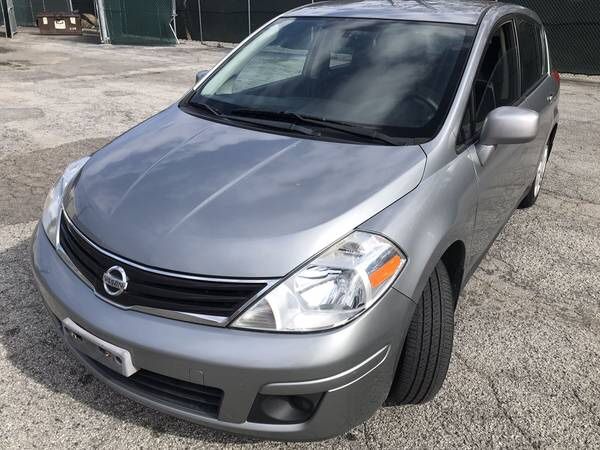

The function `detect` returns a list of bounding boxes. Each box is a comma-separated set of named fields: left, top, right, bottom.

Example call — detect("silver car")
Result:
left=32, top=0, right=560, bottom=441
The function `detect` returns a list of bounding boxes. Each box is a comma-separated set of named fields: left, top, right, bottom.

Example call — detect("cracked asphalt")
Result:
left=1, top=31, right=599, bottom=449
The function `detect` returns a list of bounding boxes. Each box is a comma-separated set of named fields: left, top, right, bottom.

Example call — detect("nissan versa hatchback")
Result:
left=32, top=0, right=559, bottom=441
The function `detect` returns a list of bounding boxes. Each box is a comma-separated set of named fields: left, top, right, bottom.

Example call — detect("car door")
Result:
left=516, top=17, right=556, bottom=181
left=457, top=19, right=525, bottom=261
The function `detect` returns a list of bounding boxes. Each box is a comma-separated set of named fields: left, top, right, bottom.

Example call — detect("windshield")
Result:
left=188, top=17, right=475, bottom=143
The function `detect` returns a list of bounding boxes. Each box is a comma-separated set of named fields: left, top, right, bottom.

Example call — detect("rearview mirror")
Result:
left=480, top=106, right=539, bottom=146
left=196, top=70, right=209, bottom=84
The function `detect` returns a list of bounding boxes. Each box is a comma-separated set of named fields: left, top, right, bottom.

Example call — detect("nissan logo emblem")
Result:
left=102, top=265, right=128, bottom=296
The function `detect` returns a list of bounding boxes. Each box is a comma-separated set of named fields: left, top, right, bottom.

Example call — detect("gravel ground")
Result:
left=1, top=31, right=599, bottom=449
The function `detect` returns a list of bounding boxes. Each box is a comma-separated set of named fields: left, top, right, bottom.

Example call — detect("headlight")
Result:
left=232, top=231, right=406, bottom=332
left=41, top=156, right=89, bottom=247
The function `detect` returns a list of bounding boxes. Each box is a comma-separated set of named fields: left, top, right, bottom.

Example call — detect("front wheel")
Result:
left=387, top=260, right=455, bottom=405
left=519, top=144, right=549, bottom=209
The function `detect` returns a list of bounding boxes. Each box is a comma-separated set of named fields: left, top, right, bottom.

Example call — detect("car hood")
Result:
left=64, top=105, right=426, bottom=278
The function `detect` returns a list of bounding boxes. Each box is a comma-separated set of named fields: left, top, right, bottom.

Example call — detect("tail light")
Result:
left=551, top=69, right=560, bottom=83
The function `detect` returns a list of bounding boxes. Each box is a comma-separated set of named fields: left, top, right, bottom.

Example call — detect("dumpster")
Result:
left=37, top=12, right=82, bottom=35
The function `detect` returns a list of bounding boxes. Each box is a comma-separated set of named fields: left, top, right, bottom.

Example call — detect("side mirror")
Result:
left=480, top=106, right=539, bottom=146
left=195, top=70, right=209, bottom=84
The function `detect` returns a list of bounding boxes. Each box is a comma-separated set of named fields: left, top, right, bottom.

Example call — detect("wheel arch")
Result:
left=404, top=236, right=468, bottom=307
left=440, top=240, right=466, bottom=305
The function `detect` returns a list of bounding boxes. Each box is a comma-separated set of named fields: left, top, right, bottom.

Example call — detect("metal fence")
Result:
left=5, top=0, right=600, bottom=74
left=506, top=0, right=599, bottom=75
left=175, top=0, right=314, bottom=43
left=2, top=0, right=18, bottom=36
left=11, top=0, right=177, bottom=45
left=71, top=0, right=93, bottom=14
left=99, top=0, right=176, bottom=45
left=13, top=0, right=71, bottom=26
left=176, top=0, right=599, bottom=75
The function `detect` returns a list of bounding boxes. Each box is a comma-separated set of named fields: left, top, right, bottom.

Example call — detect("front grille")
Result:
left=85, top=355, right=223, bottom=417
left=59, top=212, right=267, bottom=318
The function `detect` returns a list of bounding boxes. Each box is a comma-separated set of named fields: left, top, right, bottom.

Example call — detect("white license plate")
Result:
left=62, top=318, right=138, bottom=377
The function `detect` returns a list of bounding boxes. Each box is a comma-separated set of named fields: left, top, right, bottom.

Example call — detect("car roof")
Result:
left=285, top=0, right=501, bottom=26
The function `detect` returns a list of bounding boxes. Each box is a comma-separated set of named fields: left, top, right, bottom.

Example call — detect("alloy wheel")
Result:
left=534, top=145, right=549, bottom=198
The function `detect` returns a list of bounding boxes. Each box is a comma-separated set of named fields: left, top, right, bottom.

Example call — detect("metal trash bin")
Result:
left=37, top=12, right=82, bottom=35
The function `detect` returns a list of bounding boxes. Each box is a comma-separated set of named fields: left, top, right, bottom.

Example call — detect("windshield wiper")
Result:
left=230, top=109, right=399, bottom=145
left=187, top=102, right=317, bottom=137
left=189, top=100, right=224, bottom=117
left=222, top=115, right=318, bottom=137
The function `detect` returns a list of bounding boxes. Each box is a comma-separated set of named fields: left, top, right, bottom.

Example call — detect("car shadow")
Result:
left=0, top=238, right=265, bottom=445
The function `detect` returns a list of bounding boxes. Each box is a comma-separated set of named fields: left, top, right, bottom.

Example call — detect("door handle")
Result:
left=546, top=95, right=554, bottom=103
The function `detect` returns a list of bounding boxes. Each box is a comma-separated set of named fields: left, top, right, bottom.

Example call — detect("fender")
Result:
left=359, top=147, right=479, bottom=303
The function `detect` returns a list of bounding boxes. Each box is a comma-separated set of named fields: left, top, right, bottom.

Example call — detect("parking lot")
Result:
left=1, top=31, right=599, bottom=448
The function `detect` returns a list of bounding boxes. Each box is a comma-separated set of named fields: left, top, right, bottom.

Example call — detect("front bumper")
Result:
left=31, top=224, right=416, bottom=441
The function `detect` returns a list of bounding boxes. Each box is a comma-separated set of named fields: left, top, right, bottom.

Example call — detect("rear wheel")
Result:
left=519, top=143, right=549, bottom=208
left=387, top=260, right=454, bottom=405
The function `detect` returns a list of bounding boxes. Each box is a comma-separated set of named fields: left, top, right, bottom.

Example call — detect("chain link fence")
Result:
left=175, top=0, right=314, bottom=43
left=100, top=0, right=176, bottom=45
left=175, top=0, right=599, bottom=75
left=11, top=0, right=177, bottom=45
left=5, top=0, right=599, bottom=74
left=506, top=0, right=599, bottom=75
left=13, top=0, right=71, bottom=26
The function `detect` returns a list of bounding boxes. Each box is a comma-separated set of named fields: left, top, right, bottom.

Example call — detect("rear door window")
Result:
left=517, top=18, right=544, bottom=94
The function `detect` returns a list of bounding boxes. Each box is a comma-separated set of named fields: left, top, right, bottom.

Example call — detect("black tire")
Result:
left=387, top=261, right=454, bottom=405
left=519, top=184, right=536, bottom=209
left=519, top=175, right=541, bottom=209
left=519, top=143, right=550, bottom=209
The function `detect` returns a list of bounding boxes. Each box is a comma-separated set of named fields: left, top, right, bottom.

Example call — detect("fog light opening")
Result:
left=248, top=393, right=324, bottom=424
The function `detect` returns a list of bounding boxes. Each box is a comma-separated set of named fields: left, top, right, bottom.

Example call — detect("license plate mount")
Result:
left=62, top=317, right=138, bottom=377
